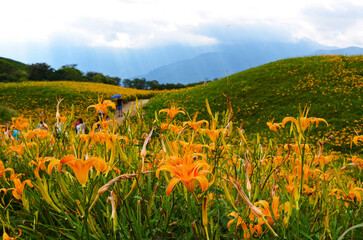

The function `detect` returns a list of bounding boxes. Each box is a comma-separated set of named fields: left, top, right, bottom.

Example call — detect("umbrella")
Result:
left=111, top=94, right=122, bottom=99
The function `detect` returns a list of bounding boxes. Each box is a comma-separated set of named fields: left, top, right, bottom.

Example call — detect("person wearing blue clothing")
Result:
left=12, top=129, right=20, bottom=140
left=116, top=98, right=123, bottom=117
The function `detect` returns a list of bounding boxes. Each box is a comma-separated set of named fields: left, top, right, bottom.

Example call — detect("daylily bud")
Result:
left=202, top=197, right=208, bottom=227
left=191, top=221, right=199, bottom=239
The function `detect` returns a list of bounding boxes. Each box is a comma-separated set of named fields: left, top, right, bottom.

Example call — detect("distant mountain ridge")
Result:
left=313, top=46, right=363, bottom=56
left=138, top=45, right=363, bottom=84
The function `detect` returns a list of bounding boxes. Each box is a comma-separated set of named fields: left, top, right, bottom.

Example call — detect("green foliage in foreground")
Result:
left=0, top=103, right=362, bottom=239
left=145, top=55, right=363, bottom=152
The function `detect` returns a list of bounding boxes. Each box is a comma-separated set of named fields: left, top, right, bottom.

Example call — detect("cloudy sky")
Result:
left=1, top=0, right=362, bottom=48
left=0, top=0, right=362, bottom=76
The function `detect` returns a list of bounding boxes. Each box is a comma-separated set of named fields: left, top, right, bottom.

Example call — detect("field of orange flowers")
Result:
left=0, top=98, right=362, bottom=239
left=0, top=81, right=159, bottom=123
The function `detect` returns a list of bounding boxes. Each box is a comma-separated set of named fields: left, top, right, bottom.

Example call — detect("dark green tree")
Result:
left=147, top=80, right=160, bottom=90
left=27, top=63, right=54, bottom=80
left=55, top=65, right=84, bottom=81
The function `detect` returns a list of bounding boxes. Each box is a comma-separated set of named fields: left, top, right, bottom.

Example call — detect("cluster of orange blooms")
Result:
left=0, top=99, right=362, bottom=239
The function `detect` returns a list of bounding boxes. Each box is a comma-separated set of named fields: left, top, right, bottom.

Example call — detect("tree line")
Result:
left=0, top=59, right=217, bottom=88
left=122, top=78, right=216, bottom=90
left=0, top=61, right=120, bottom=86
left=27, top=63, right=121, bottom=85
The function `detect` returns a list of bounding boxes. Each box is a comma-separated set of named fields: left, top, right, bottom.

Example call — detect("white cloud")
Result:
left=0, top=0, right=362, bottom=48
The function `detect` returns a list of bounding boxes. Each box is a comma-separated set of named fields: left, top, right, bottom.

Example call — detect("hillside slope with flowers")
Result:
left=0, top=81, right=159, bottom=123
left=145, top=55, right=362, bottom=151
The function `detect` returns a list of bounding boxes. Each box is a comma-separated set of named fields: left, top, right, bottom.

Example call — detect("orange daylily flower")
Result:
left=312, top=155, right=333, bottom=167
left=59, top=116, right=67, bottom=123
left=266, top=121, right=281, bottom=133
left=318, top=171, right=333, bottom=181
left=341, top=156, right=363, bottom=170
left=352, top=135, right=363, bottom=145
left=329, top=188, right=345, bottom=200
left=293, top=164, right=313, bottom=182
left=227, top=212, right=262, bottom=239
left=183, top=118, right=209, bottom=132
left=11, top=117, right=29, bottom=131
left=27, top=129, right=50, bottom=140
left=77, top=133, right=90, bottom=143
left=282, top=106, right=328, bottom=135
left=254, top=197, right=281, bottom=223
left=169, top=124, right=184, bottom=135
left=29, top=157, right=59, bottom=179
left=89, top=130, right=116, bottom=150
left=88, top=157, right=108, bottom=173
left=60, top=155, right=96, bottom=187
left=0, top=161, right=13, bottom=178
left=348, top=187, right=363, bottom=202
left=351, top=156, right=363, bottom=167
left=30, top=157, right=49, bottom=179
left=159, top=104, right=185, bottom=119
left=93, top=120, right=113, bottom=130
left=160, top=123, right=169, bottom=131
left=303, top=184, right=316, bottom=195
left=156, top=154, right=213, bottom=195
left=202, top=128, right=225, bottom=142
left=273, top=156, right=284, bottom=165
left=254, top=196, right=292, bottom=227
left=12, top=177, right=33, bottom=199
left=88, top=98, right=116, bottom=115
left=118, top=135, right=130, bottom=144
left=7, top=145, right=25, bottom=156
left=330, top=187, right=363, bottom=204
left=1, top=176, right=34, bottom=200
left=227, top=211, right=245, bottom=230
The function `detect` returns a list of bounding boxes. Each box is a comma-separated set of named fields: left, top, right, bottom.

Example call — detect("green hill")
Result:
left=0, top=57, right=27, bottom=70
left=145, top=55, right=363, bottom=150
left=0, top=57, right=28, bottom=81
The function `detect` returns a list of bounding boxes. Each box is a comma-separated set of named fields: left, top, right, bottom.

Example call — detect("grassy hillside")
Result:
left=145, top=55, right=363, bottom=150
left=0, top=57, right=28, bottom=81
left=0, top=81, right=159, bottom=123
left=0, top=57, right=27, bottom=70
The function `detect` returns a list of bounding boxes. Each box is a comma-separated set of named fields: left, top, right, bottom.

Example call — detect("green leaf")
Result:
left=338, top=223, right=363, bottom=240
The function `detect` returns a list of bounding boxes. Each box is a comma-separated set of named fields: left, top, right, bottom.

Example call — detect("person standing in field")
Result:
left=116, top=97, right=123, bottom=117
left=75, top=118, right=85, bottom=134
left=37, top=120, right=49, bottom=130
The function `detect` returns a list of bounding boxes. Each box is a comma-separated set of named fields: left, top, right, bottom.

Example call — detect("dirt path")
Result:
left=115, top=99, right=149, bottom=124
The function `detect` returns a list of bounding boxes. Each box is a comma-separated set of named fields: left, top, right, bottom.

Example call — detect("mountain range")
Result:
left=137, top=44, right=363, bottom=84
